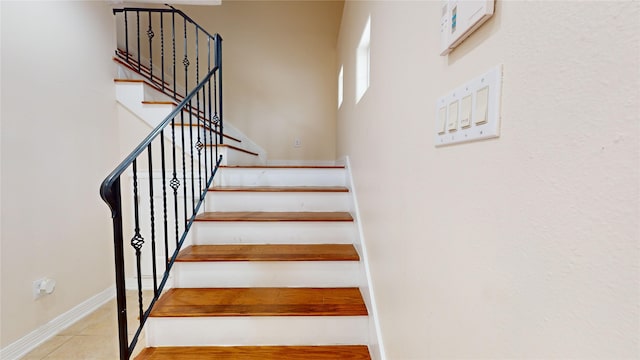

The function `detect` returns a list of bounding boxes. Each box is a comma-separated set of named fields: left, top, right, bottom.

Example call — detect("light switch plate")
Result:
left=434, top=64, right=503, bottom=147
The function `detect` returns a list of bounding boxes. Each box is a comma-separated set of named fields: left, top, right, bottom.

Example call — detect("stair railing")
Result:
left=101, top=7, right=224, bottom=360
left=113, top=5, right=224, bottom=144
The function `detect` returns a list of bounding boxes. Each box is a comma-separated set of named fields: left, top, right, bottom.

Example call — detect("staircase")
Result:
left=105, top=6, right=376, bottom=359
left=115, top=74, right=374, bottom=358
left=134, top=165, right=371, bottom=358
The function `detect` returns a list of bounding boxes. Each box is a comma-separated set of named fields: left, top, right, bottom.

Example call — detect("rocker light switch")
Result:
left=475, top=86, right=489, bottom=125
left=447, top=101, right=459, bottom=131
left=460, top=95, right=472, bottom=128
left=438, top=107, right=447, bottom=134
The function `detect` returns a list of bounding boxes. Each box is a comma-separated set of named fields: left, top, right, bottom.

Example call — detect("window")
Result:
left=338, top=65, right=344, bottom=108
left=356, top=16, right=371, bottom=104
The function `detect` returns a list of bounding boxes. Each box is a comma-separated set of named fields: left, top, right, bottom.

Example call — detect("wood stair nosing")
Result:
left=135, top=345, right=371, bottom=360
left=194, top=211, right=353, bottom=222
left=149, top=287, right=368, bottom=317
left=176, top=244, right=360, bottom=262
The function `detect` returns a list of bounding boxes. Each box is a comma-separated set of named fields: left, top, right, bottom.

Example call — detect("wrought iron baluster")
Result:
left=195, top=29, right=203, bottom=198
left=147, top=11, right=154, bottom=82
left=160, top=13, right=165, bottom=92
left=218, top=35, right=224, bottom=145
left=213, top=71, right=219, bottom=162
left=124, top=11, right=129, bottom=62
left=136, top=11, right=141, bottom=74
left=147, top=144, right=158, bottom=296
left=188, top=100, right=195, bottom=215
left=203, top=88, right=209, bottom=177
left=183, top=18, right=189, bottom=102
left=160, top=131, right=169, bottom=273
left=180, top=111, right=188, bottom=229
left=170, top=118, right=180, bottom=247
left=130, top=159, right=145, bottom=323
left=207, top=72, right=216, bottom=174
left=172, top=12, right=176, bottom=100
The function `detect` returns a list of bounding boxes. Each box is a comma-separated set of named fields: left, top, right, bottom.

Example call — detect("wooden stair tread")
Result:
left=194, top=211, right=353, bottom=222
left=210, top=186, right=348, bottom=192
left=176, top=244, right=359, bottom=262
left=141, top=100, right=175, bottom=105
left=150, top=287, right=368, bottom=317
left=135, top=345, right=371, bottom=360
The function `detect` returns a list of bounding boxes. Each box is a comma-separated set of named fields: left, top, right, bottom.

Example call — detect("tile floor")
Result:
left=21, top=292, right=149, bottom=360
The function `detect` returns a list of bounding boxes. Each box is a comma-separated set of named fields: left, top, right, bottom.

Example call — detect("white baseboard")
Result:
left=344, top=156, right=387, bottom=360
left=0, top=286, right=115, bottom=360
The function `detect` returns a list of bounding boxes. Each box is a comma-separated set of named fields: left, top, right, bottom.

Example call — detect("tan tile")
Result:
left=59, top=309, right=111, bottom=336
left=79, top=314, right=119, bottom=336
left=58, top=299, right=117, bottom=336
left=21, top=336, right=73, bottom=359
left=43, top=335, right=119, bottom=359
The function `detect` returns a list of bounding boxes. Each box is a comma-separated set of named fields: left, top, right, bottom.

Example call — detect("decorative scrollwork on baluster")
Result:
left=170, top=177, right=180, bottom=191
left=131, top=233, right=144, bottom=251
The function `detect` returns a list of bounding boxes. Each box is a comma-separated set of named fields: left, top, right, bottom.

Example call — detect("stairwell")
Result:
left=114, top=46, right=376, bottom=359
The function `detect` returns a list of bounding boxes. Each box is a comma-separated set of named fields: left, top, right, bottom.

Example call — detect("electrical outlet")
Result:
left=33, top=278, right=56, bottom=299
left=33, top=279, right=44, bottom=299
left=294, top=138, right=302, bottom=148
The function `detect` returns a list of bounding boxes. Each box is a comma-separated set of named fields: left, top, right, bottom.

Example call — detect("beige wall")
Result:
left=337, top=1, right=639, bottom=358
left=176, top=0, right=343, bottom=162
left=1, top=1, right=118, bottom=347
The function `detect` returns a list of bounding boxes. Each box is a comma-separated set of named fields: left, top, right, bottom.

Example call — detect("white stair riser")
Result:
left=205, top=192, right=350, bottom=212
left=214, top=168, right=346, bottom=187
left=173, top=261, right=361, bottom=288
left=223, top=149, right=263, bottom=166
left=146, top=316, right=369, bottom=347
left=191, top=222, right=356, bottom=245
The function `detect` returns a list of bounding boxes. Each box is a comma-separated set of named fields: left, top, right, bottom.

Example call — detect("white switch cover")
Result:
left=434, top=64, right=502, bottom=147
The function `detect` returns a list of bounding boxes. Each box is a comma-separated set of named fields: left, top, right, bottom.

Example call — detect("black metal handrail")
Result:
left=102, top=7, right=224, bottom=359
